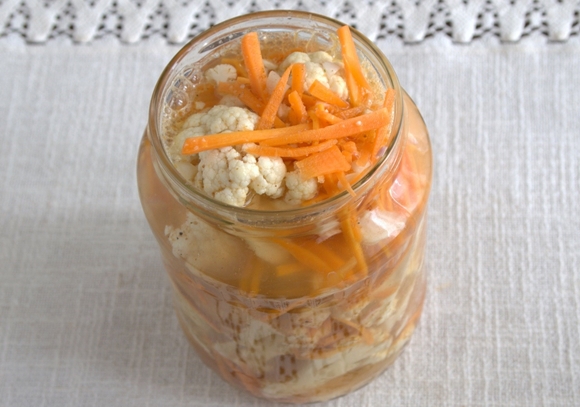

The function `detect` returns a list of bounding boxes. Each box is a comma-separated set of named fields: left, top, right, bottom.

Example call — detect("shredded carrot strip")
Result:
left=355, top=130, right=376, bottom=167
left=336, top=105, right=367, bottom=119
left=291, top=63, right=305, bottom=95
left=314, top=103, right=343, bottom=125
left=301, top=240, right=346, bottom=271
left=337, top=25, right=371, bottom=106
left=371, top=88, right=396, bottom=159
left=271, top=238, right=333, bottom=274
left=336, top=171, right=356, bottom=197
left=257, top=64, right=293, bottom=130
left=245, top=139, right=337, bottom=157
left=248, top=259, right=265, bottom=297
left=308, top=80, right=349, bottom=108
left=307, top=109, right=320, bottom=129
left=295, top=146, right=351, bottom=180
left=340, top=205, right=367, bottom=275
left=181, top=123, right=311, bottom=155
left=241, top=32, right=268, bottom=100
left=287, top=90, right=308, bottom=124
left=217, top=81, right=264, bottom=112
left=236, top=76, right=250, bottom=84
left=338, top=140, right=358, bottom=164
left=276, top=262, right=305, bottom=276
left=301, top=93, right=318, bottom=108
left=260, top=107, right=389, bottom=146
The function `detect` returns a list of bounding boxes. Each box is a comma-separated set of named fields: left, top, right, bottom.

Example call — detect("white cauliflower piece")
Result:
left=204, top=64, right=237, bottom=83
left=173, top=104, right=287, bottom=206
left=309, top=51, right=334, bottom=64
left=195, top=147, right=259, bottom=207
left=183, top=105, right=259, bottom=135
left=171, top=105, right=259, bottom=160
left=278, top=52, right=310, bottom=72
left=284, top=171, right=318, bottom=204
left=164, top=212, right=245, bottom=275
left=279, top=51, right=348, bottom=100
left=250, top=155, right=286, bottom=198
left=359, top=209, right=406, bottom=246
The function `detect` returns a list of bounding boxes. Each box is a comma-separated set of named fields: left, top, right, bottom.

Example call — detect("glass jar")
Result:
left=137, top=10, right=432, bottom=404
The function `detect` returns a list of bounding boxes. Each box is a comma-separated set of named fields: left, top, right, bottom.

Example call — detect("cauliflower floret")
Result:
left=359, top=209, right=406, bottom=246
left=279, top=51, right=348, bottom=100
left=174, top=104, right=288, bottom=207
left=278, top=52, right=311, bottom=72
left=308, top=51, right=334, bottom=64
left=171, top=105, right=259, bottom=160
left=284, top=171, right=318, bottom=204
left=204, top=64, right=237, bottom=83
left=183, top=105, right=259, bottom=135
left=250, top=155, right=287, bottom=198
left=195, top=147, right=259, bottom=207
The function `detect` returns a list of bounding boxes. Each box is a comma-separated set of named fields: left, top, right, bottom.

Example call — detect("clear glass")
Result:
left=137, top=10, right=432, bottom=403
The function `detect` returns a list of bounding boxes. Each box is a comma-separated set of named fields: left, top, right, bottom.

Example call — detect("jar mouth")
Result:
left=148, top=10, right=404, bottom=224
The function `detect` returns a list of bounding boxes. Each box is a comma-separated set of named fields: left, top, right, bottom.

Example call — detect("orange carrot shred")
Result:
left=301, top=93, right=318, bottom=108
left=308, top=80, right=349, bottom=108
left=336, top=171, right=356, bottom=197
left=271, top=238, right=333, bottom=274
left=295, top=146, right=351, bottom=180
left=287, top=90, right=308, bottom=124
left=371, top=88, right=396, bottom=159
left=337, top=26, right=372, bottom=106
left=245, top=139, right=337, bottom=157
left=260, top=107, right=389, bottom=146
left=257, top=64, right=293, bottom=130
left=241, top=32, right=268, bottom=101
left=181, top=123, right=311, bottom=155
left=314, top=103, right=343, bottom=125
left=217, top=81, right=286, bottom=128
left=291, top=63, right=305, bottom=95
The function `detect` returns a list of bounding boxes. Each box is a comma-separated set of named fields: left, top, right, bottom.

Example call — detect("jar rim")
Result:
left=147, top=10, right=405, bottom=224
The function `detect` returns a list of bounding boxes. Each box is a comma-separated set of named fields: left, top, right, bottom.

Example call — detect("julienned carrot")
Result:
left=276, top=262, right=306, bottom=276
left=340, top=205, right=367, bottom=275
left=371, top=88, right=396, bottom=159
left=336, top=25, right=370, bottom=106
left=301, top=93, right=318, bottom=108
left=295, top=146, right=351, bottom=180
left=291, top=63, right=305, bottom=95
left=257, top=64, right=293, bottom=130
left=244, top=139, right=337, bottom=157
left=287, top=90, right=308, bottom=125
left=336, top=105, right=367, bottom=119
left=336, top=171, right=356, bottom=197
left=260, top=107, right=389, bottom=146
left=314, top=103, right=343, bottom=125
left=271, top=238, right=333, bottom=274
left=217, top=81, right=264, bottom=112
left=181, top=123, right=311, bottom=155
left=241, top=32, right=268, bottom=100
left=308, top=80, right=349, bottom=108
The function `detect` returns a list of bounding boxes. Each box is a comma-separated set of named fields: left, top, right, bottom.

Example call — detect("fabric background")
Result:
left=1, top=2, right=579, bottom=405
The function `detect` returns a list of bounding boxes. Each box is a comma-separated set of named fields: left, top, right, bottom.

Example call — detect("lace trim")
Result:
left=0, top=0, right=579, bottom=44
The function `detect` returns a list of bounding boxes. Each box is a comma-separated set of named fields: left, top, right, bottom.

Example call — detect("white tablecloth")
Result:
left=1, top=2, right=580, bottom=405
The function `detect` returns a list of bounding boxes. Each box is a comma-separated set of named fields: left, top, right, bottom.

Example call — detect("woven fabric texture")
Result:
left=1, top=0, right=579, bottom=43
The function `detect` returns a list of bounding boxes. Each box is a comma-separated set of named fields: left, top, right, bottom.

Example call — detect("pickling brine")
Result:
left=137, top=11, right=432, bottom=403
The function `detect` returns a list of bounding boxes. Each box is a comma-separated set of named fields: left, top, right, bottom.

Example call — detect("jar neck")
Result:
left=147, top=10, right=406, bottom=229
